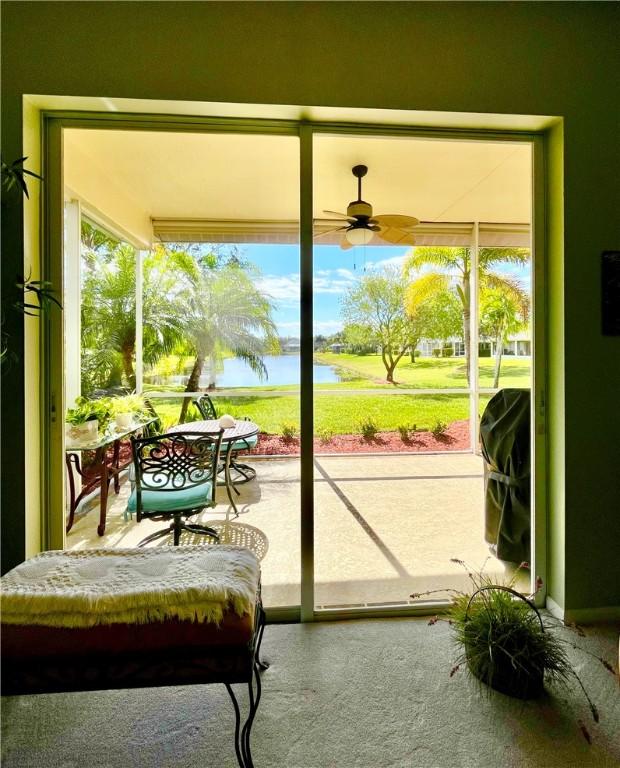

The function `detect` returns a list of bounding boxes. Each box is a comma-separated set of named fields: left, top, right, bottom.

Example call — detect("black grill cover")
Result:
left=480, top=389, right=531, bottom=563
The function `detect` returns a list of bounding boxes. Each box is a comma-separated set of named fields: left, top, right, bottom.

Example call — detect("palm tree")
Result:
left=178, top=263, right=280, bottom=422
left=81, top=244, right=194, bottom=393
left=403, top=246, right=530, bottom=384
left=479, top=288, right=530, bottom=387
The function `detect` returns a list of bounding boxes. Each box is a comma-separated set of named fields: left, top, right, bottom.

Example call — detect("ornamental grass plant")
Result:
left=412, top=560, right=617, bottom=743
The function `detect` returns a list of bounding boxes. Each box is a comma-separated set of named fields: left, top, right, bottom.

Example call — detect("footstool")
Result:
left=1, top=546, right=268, bottom=768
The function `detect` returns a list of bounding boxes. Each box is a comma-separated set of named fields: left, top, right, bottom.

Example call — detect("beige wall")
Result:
left=2, top=1, right=619, bottom=612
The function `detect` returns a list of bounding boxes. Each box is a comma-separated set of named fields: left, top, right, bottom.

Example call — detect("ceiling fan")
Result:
left=316, top=164, right=419, bottom=249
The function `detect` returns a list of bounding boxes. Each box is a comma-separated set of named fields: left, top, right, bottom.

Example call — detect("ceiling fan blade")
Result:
left=374, top=227, right=417, bottom=246
left=313, top=225, right=348, bottom=238
left=372, top=214, right=419, bottom=229
left=323, top=210, right=351, bottom=220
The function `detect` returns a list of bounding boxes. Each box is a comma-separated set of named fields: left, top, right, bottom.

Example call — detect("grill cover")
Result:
left=480, top=389, right=531, bottom=563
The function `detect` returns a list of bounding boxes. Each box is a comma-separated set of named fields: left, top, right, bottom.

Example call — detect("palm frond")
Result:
left=482, top=273, right=530, bottom=314
left=478, top=247, right=530, bottom=269
left=404, top=247, right=469, bottom=277
left=404, top=272, right=451, bottom=316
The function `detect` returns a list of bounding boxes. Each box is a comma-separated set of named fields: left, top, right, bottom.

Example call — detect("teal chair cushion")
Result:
left=127, top=479, right=213, bottom=513
left=227, top=435, right=258, bottom=452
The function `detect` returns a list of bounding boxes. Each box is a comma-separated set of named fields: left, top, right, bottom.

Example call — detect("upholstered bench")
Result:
left=1, top=546, right=267, bottom=768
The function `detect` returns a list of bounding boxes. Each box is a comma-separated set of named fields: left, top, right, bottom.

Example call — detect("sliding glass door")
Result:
left=50, top=112, right=540, bottom=618
left=310, top=131, right=534, bottom=610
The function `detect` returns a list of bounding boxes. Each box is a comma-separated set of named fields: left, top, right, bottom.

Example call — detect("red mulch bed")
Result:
left=76, top=422, right=469, bottom=494
left=248, top=420, right=470, bottom=455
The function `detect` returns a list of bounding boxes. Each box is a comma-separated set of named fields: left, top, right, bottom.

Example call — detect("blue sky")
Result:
left=242, top=244, right=531, bottom=338
left=246, top=243, right=411, bottom=337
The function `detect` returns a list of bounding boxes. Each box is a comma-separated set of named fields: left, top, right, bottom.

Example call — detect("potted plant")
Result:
left=109, top=393, right=149, bottom=431
left=412, top=560, right=615, bottom=742
left=65, top=396, right=113, bottom=442
left=1, top=156, right=62, bottom=367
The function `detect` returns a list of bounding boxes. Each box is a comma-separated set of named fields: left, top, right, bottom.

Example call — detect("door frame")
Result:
left=41, top=110, right=546, bottom=620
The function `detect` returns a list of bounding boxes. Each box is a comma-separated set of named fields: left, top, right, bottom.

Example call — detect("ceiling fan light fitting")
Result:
left=345, top=227, right=374, bottom=246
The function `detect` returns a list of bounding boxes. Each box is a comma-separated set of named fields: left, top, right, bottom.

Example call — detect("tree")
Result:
left=404, top=246, right=530, bottom=383
left=80, top=242, right=195, bottom=393
left=178, top=262, right=280, bottom=422
left=406, top=290, right=463, bottom=361
left=479, top=288, right=530, bottom=387
left=340, top=266, right=411, bottom=383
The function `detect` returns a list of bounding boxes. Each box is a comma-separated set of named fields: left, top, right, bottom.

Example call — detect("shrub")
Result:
left=432, top=348, right=441, bottom=358
left=281, top=422, right=299, bottom=442
left=431, top=419, right=448, bottom=438
left=359, top=417, right=379, bottom=440
left=442, top=345, right=454, bottom=358
left=398, top=423, right=417, bottom=441
left=317, top=426, right=334, bottom=444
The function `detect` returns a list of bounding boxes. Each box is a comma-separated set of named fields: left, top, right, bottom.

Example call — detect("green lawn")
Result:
left=145, top=355, right=526, bottom=435
left=151, top=393, right=499, bottom=436
left=314, top=352, right=531, bottom=389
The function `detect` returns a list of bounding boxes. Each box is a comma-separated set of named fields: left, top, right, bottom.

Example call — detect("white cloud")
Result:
left=256, top=269, right=357, bottom=299
left=313, top=275, right=356, bottom=294
left=335, top=267, right=355, bottom=279
left=363, top=253, right=408, bottom=272
left=314, top=320, right=344, bottom=333
left=255, top=274, right=300, bottom=300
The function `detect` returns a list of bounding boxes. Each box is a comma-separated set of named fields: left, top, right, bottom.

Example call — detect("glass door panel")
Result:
left=63, top=128, right=301, bottom=609
left=475, top=142, right=533, bottom=592
left=312, top=132, right=533, bottom=609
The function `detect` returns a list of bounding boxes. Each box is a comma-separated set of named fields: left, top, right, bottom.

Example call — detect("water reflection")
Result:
left=147, top=354, right=343, bottom=388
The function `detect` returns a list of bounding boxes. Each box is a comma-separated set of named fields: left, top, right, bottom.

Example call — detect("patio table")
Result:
left=167, top=419, right=259, bottom=516
left=65, top=417, right=157, bottom=536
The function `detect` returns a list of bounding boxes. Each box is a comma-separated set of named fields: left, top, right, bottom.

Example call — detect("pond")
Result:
left=155, top=355, right=344, bottom=388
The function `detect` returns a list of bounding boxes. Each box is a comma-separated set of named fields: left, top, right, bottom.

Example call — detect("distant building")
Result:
left=417, top=333, right=531, bottom=358
left=329, top=343, right=346, bottom=354
left=281, top=338, right=300, bottom=353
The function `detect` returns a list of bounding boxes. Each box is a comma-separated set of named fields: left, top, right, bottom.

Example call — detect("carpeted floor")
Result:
left=2, top=618, right=619, bottom=768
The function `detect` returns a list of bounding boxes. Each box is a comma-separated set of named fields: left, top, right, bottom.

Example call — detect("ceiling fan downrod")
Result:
left=351, top=164, right=368, bottom=203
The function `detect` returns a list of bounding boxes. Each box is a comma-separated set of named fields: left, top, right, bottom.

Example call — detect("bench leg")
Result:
left=255, top=604, right=269, bottom=671
left=241, top=664, right=261, bottom=768
left=225, top=672, right=259, bottom=768
left=225, top=683, right=245, bottom=768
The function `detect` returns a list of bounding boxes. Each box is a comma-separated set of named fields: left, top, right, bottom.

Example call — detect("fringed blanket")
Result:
left=0, top=546, right=260, bottom=628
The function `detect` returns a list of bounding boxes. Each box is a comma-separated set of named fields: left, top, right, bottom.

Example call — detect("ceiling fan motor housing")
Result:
left=347, top=199, right=373, bottom=219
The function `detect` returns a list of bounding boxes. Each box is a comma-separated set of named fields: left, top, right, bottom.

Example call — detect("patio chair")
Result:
left=127, top=430, right=224, bottom=546
left=193, top=394, right=258, bottom=485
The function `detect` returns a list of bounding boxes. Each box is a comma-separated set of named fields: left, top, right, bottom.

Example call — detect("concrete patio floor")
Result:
left=66, top=452, right=528, bottom=608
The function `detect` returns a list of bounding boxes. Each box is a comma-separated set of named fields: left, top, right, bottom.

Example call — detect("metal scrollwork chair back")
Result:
left=193, top=394, right=258, bottom=490
left=194, top=393, right=218, bottom=420
left=128, top=430, right=224, bottom=546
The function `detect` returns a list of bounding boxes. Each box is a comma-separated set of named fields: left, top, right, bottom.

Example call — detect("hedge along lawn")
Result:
left=313, top=352, right=531, bottom=389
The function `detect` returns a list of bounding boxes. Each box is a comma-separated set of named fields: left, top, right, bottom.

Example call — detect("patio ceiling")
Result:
left=64, top=128, right=531, bottom=248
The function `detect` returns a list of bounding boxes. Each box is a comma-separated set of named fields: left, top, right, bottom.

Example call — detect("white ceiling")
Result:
left=64, top=128, right=531, bottom=247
